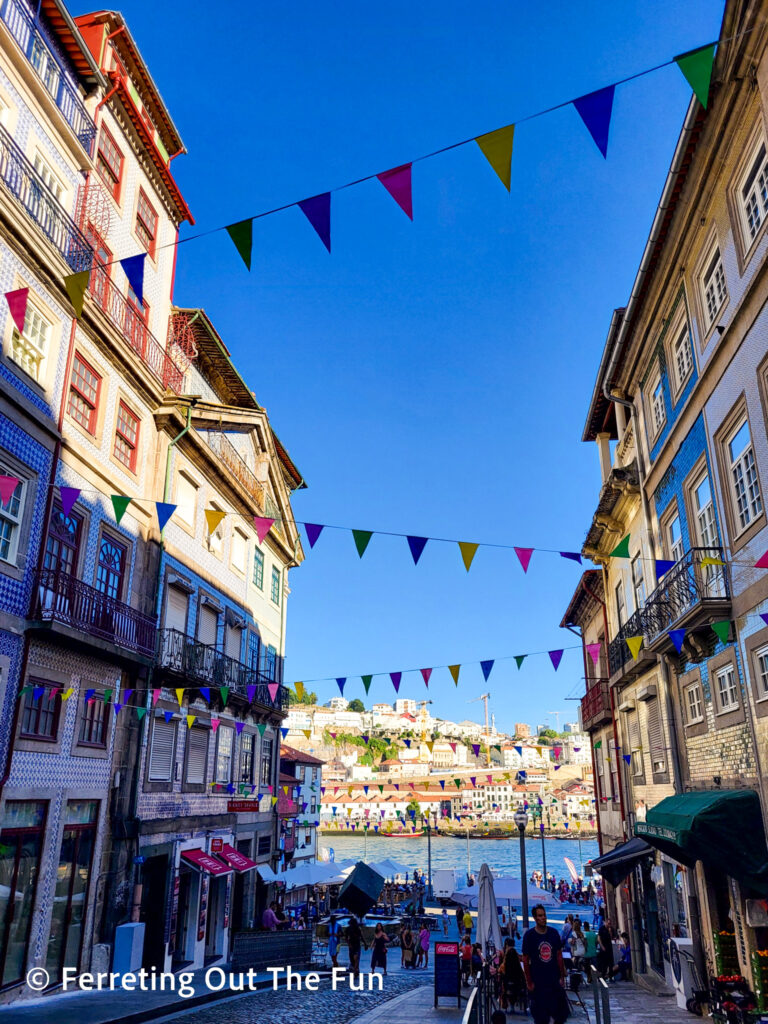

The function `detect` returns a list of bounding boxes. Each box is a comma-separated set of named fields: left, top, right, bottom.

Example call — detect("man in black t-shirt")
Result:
left=522, top=905, right=569, bottom=1024
left=597, top=918, right=614, bottom=977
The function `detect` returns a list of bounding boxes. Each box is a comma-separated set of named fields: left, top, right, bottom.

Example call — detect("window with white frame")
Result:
left=667, top=513, right=684, bottom=564
left=671, top=322, right=693, bottom=392
left=715, top=664, right=739, bottom=712
left=756, top=645, right=768, bottom=698
left=686, top=683, right=703, bottom=724
left=231, top=529, right=247, bottom=574
left=9, top=299, right=51, bottom=383
left=692, top=472, right=719, bottom=548
left=33, top=152, right=64, bottom=201
left=631, top=553, right=645, bottom=610
left=648, top=369, right=665, bottom=436
left=727, top=419, right=763, bottom=532
left=739, top=140, right=768, bottom=246
left=175, top=472, right=198, bottom=528
left=701, top=246, right=727, bottom=329
left=615, top=581, right=625, bottom=629
left=0, top=469, right=24, bottom=565
left=216, top=725, right=233, bottom=782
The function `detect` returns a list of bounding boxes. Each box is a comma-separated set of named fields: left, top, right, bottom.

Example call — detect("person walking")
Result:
left=442, top=908, right=449, bottom=935
left=346, top=915, right=367, bottom=973
left=499, top=939, right=526, bottom=1012
left=370, top=922, right=390, bottom=976
left=463, top=908, right=473, bottom=936
left=328, top=914, right=341, bottom=968
left=401, top=925, right=416, bottom=968
left=583, top=921, right=598, bottom=975
left=456, top=905, right=464, bottom=937
left=460, top=935, right=473, bottom=986
left=568, top=919, right=585, bottom=969
left=418, top=923, right=430, bottom=968
left=597, top=917, right=614, bottom=978
left=521, top=905, right=569, bottom=1024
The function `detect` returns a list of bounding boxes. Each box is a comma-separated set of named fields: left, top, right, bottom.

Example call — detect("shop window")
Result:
left=0, top=801, right=46, bottom=987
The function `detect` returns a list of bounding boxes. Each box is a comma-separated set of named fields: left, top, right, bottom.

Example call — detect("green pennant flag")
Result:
left=257, top=723, right=267, bottom=736
left=111, top=495, right=131, bottom=525
left=220, top=686, right=229, bottom=706
left=103, top=689, right=112, bottom=703
left=610, top=534, right=631, bottom=558
left=361, top=674, right=373, bottom=693
left=712, top=620, right=731, bottom=644
left=594, top=739, right=602, bottom=749
left=674, top=44, right=716, bottom=109
left=18, top=686, right=33, bottom=698
left=514, top=655, right=526, bottom=670
left=475, top=124, right=515, bottom=190
left=64, top=270, right=90, bottom=318
left=378, top=785, right=384, bottom=794
left=454, top=779, right=461, bottom=788
left=225, top=218, right=254, bottom=270
left=352, top=529, right=373, bottom=557
left=136, top=707, right=146, bottom=720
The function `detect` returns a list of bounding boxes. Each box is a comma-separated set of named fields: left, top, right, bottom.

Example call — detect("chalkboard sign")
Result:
left=434, top=940, right=460, bottom=1007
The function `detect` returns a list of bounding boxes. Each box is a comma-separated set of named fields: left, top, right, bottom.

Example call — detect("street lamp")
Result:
left=421, top=810, right=434, bottom=900
left=514, top=805, right=530, bottom=930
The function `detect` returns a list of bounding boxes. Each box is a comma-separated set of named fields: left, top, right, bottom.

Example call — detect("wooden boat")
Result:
left=380, top=830, right=424, bottom=837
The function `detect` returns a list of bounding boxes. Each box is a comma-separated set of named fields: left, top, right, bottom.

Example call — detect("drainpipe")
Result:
left=565, top=622, right=603, bottom=858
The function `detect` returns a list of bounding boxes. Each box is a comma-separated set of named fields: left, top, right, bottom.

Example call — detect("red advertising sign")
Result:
left=435, top=942, right=459, bottom=955
left=228, top=800, right=257, bottom=813
left=211, top=838, right=223, bottom=853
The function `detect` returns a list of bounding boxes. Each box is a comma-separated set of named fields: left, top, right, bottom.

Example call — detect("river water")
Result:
left=319, top=833, right=600, bottom=883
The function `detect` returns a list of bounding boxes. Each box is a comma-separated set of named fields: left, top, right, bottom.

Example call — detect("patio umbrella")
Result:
left=452, top=877, right=560, bottom=909
left=476, top=863, right=503, bottom=955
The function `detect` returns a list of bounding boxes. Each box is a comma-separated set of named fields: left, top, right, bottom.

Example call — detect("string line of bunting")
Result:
left=0, top=43, right=717, bottom=324
left=3, top=479, right=767, bottom=575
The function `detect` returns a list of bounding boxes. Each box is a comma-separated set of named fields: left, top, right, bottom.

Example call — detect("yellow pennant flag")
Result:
left=700, top=556, right=725, bottom=567
left=576, top=822, right=581, bottom=830
left=475, top=124, right=515, bottom=190
left=458, top=541, right=479, bottom=572
left=186, top=714, right=196, bottom=729
left=205, top=508, right=227, bottom=534
left=282, top=786, right=288, bottom=795
left=535, top=746, right=543, bottom=756
left=426, top=742, right=434, bottom=753
left=63, top=270, right=90, bottom=318
left=295, top=681, right=305, bottom=701
left=302, top=729, right=312, bottom=739
left=62, top=687, right=74, bottom=701
left=175, top=688, right=184, bottom=705
left=271, top=796, right=278, bottom=806
left=626, top=635, right=644, bottom=660
left=448, top=664, right=461, bottom=686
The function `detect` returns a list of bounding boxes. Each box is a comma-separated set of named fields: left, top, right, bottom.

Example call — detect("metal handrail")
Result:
left=0, top=0, right=96, bottom=155
left=206, top=431, right=266, bottom=510
left=0, top=122, right=93, bottom=272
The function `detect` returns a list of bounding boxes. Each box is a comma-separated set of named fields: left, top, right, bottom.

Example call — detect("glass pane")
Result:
left=2, top=802, right=46, bottom=829
left=729, top=422, right=751, bottom=463
left=65, top=801, right=98, bottom=826
left=63, top=830, right=94, bottom=972
left=1, top=833, right=43, bottom=986
left=46, top=830, right=75, bottom=981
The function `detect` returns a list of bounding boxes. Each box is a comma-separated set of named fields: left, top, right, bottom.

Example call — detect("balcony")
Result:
left=89, top=266, right=186, bottom=393
left=32, top=568, right=156, bottom=659
left=157, top=627, right=288, bottom=708
left=206, top=431, right=266, bottom=509
left=0, top=123, right=93, bottom=272
left=580, top=679, right=612, bottom=730
left=0, top=0, right=97, bottom=156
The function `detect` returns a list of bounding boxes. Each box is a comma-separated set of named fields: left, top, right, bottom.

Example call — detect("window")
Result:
left=716, top=665, right=739, bottom=712
left=667, top=514, right=684, bottom=564
left=614, top=581, right=625, bottom=629
left=207, top=502, right=225, bottom=555
left=216, top=726, right=233, bottom=783
left=19, top=681, right=59, bottom=740
left=260, top=737, right=273, bottom=787
left=125, top=287, right=149, bottom=350
left=756, top=645, right=768, bottom=699
left=257, top=834, right=271, bottom=856
left=96, top=126, right=123, bottom=200
left=10, top=299, right=51, bottom=383
left=263, top=644, right=277, bottom=683
left=631, top=553, right=645, bottom=610
left=692, top=473, right=719, bottom=547
left=701, top=249, right=727, bottom=329
left=95, top=534, right=126, bottom=600
left=186, top=727, right=208, bottom=785
left=67, top=353, right=101, bottom=434
left=175, top=473, right=198, bottom=529
left=33, top=152, right=64, bottom=201
left=148, top=718, right=176, bottom=781
left=113, top=401, right=140, bottom=471
left=271, top=566, right=281, bottom=604
left=727, top=419, right=763, bottom=532
left=247, top=631, right=261, bottom=671
left=672, top=323, right=693, bottom=391
left=686, top=683, right=703, bottom=724
left=647, top=697, right=666, bottom=774
left=739, top=140, right=768, bottom=245
left=79, top=694, right=107, bottom=747
left=0, top=471, right=24, bottom=565
left=650, top=373, right=666, bottom=435
left=44, top=504, right=81, bottom=574
left=231, top=529, right=247, bottom=574
left=0, top=801, right=46, bottom=988
left=252, top=548, right=264, bottom=589
left=239, top=732, right=254, bottom=783
left=29, top=37, right=60, bottom=99
left=135, top=188, right=158, bottom=257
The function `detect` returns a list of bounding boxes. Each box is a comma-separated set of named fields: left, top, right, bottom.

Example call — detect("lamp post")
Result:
left=422, top=811, right=434, bottom=900
left=540, top=821, right=548, bottom=891
left=514, top=805, right=529, bottom=930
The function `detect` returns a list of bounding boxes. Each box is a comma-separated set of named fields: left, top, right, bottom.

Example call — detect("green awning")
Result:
left=635, top=789, right=768, bottom=895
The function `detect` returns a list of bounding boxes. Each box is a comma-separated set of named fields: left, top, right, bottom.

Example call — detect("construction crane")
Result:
left=467, top=693, right=492, bottom=766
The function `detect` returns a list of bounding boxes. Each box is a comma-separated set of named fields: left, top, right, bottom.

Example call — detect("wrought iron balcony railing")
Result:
left=580, top=679, right=612, bottom=730
left=0, top=123, right=93, bottom=272
left=608, top=604, right=649, bottom=677
left=157, top=627, right=287, bottom=708
left=89, top=265, right=185, bottom=393
left=0, top=0, right=97, bottom=156
left=206, top=431, right=266, bottom=509
left=32, top=568, right=157, bottom=658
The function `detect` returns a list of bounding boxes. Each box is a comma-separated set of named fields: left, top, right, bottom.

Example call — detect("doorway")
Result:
left=140, top=855, right=168, bottom=970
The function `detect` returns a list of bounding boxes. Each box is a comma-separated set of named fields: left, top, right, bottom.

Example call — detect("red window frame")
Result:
left=96, top=126, right=123, bottom=201
left=19, top=680, right=60, bottom=741
left=79, top=695, right=107, bottom=747
left=135, top=188, right=158, bottom=258
left=113, top=400, right=140, bottom=471
left=68, top=352, right=101, bottom=434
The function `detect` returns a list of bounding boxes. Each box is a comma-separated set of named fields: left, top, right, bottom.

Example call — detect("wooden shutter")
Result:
left=225, top=625, right=241, bottom=660
left=165, top=587, right=188, bottom=634
left=186, top=727, right=208, bottom=784
left=647, top=698, right=666, bottom=773
left=149, top=719, right=175, bottom=780
left=198, top=605, right=218, bottom=647
left=628, top=712, right=643, bottom=776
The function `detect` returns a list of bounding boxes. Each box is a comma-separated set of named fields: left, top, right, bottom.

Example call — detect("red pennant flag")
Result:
left=420, top=668, right=432, bottom=687
left=254, top=516, right=275, bottom=544
left=755, top=550, right=768, bottom=569
left=376, top=163, right=413, bottom=220
left=5, top=287, right=28, bottom=333
left=514, top=547, right=534, bottom=573
left=0, top=475, right=20, bottom=506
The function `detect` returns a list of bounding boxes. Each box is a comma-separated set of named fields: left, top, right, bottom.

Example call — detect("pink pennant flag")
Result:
left=151, top=688, right=161, bottom=707
left=586, top=642, right=602, bottom=666
left=60, top=487, right=80, bottom=516
left=514, top=547, right=534, bottom=573
left=549, top=649, right=564, bottom=671
left=376, top=163, right=413, bottom=220
left=0, top=475, right=19, bottom=506
left=420, top=667, right=432, bottom=687
left=756, top=550, right=768, bottom=569
left=5, top=287, right=28, bottom=333
left=254, top=517, right=275, bottom=544
left=211, top=717, right=220, bottom=732
left=268, top=683, right=279, bottom=702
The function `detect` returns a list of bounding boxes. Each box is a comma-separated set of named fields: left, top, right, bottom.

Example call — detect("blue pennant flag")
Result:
left=573, top=84, right=615, bottom=158
left=480, top=659, right=494, bottom=682
left=669, top=628, right=686, bottom=653
left=120, top=253, right=146, bottom=305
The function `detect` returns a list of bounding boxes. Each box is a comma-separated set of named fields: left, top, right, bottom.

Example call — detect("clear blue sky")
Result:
left=82, top=0, right=724, bottom=732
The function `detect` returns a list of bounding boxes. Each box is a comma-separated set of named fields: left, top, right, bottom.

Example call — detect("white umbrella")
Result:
left=476, top=863, right=503, bottom=955
left=452, top=877, right=561, bottom=910
left=378, top=857, right=409, bottom=876
left=284, top=861, right=340, bottom=889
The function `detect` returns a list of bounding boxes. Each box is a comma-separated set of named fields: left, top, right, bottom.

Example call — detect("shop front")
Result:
left=177, top=847, right=233, bottom=969
left=0, top=801, right=47, bottom=990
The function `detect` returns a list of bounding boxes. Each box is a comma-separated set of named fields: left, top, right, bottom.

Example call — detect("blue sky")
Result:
left=83, top=0, right=724, bottom=732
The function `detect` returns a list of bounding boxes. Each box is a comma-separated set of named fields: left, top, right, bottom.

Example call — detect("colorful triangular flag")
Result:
left=448, top=664, right=460, bottom=685
left=390, top=672, right=402, bottom=692
left=305, top=523, right=324, bottom=548
left=5, top=287, right=28, bottom=333
left=586, top=642, right=602, bottom=666
left=361, top=674, right=373, bottom=693
left=63, top=270, right=90, bottom=318
left=0, top=476, right=19, bottom=506
left=156, top=502, right=176, bottom=532
left=407, top=535, right=428, bottom=565
left=298, top=192, right=331, bottom=252
left=458, top=541, right=479, bottom=571
left=475, top=124, right=515, bottom=190
left=421, top=668, right=432, bottom=687
left=610, top=534, right=631, bottom=558
left=626, top=636, right=643, bottom=660
left=712, top=620, right=730, bottom=644
left=674, top=44, right=716, bottom=109
left=668, top=628, right=686, bottom=653
left=656, top=559, right=676, bottom=578
left=514, top=547, right=534, bottom=573
left=111, top=495, right=131, bottom=524
left=205, top=508, right=226, bottom=534
left=514, top=655, right=526, bottom=670
left=253, top=516, right=275, bottom=544
left=225, top=218, right=254, bottom=270
left=549, top=650, right=563, bottom=671
left=336, top=677, right=346, bottom=695
left=560, top=551, right=582, bottom=564
left=480, top=660, right=494, bottom=682
left=120, top=253, right=146, bottom=303
left=754, top=551, right=768, bottom=569
left=377, top=163, right=413, bottom=219
left=352, top=529, right=373, bottom=557
left=59, top=487, right=80, bottom=516
left=573, top=84, right=615, bottom=158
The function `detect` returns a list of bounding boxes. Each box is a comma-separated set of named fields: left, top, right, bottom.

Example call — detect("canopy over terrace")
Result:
left=452, top=877, right=561, bottom=910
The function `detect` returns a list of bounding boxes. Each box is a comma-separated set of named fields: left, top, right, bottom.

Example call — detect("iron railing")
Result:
left=89, top=265, right=186, bottom=392
left=157, top=627, right=287, bottom=707
left=608, top=604, right=649, bottom=676
left=206, top=431, right=266, bottom=509
left=0, top=0, right=97, bottom=155
left=33, top=568, right=156, bottom=657
left=580, top=679, right=612, bottom=729
left=0, top=122, right=93, bottom=271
